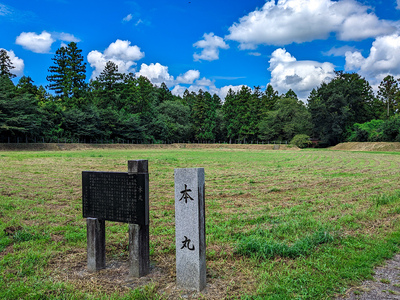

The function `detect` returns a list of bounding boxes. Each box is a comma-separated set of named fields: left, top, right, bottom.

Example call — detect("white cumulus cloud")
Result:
left=104, top=39, right=144, bottom=61
left=345, top=34, right=400, bottom=85
left=53, top=32, right=80, bottom=43
left=176, top=70, right=200, bottom=84
left=323, top=45, right=359, bottom=57
left=397, top=0, right=400, bottom=9
left=195, top=77, right=215, bottom=87
left=87, top=39, right=145, bottom=78
left=15, top=31, right=54, bottom=53
left=15, top=31, right=80, bottom=53
left=193, top=33, right=229, bottom=61
left=171, top=85, right=187, bottom=96
left=1, top=49, right=24, bottom=76
left=268, top=48, right=336, bottom=99
left=226, top=0, right=397, bottom=49
left=136, top=63, right=174, bottom=86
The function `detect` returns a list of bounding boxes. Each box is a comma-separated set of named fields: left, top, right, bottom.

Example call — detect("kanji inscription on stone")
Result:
left=174, top=168, right=206, bottom=291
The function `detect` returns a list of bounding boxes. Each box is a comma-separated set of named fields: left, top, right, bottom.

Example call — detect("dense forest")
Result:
left=1, top=43, right=400, bottom=147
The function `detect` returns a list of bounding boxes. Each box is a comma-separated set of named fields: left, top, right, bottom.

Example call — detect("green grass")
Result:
left=235, top=228, right=335, bottom=259
left=0, top=147, right=400, bottom=299
left=372, top=190, right=400, bottom=207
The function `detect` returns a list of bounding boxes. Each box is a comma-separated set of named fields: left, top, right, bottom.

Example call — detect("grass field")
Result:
left=0, top=147, right=400, bottom=299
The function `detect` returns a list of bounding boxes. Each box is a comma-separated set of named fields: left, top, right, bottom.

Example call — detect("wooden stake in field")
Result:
left=174, top=168, right=206, bottom=291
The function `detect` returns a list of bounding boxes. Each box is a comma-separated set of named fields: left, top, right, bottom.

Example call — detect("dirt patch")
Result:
left=337, top=254, right=400, bottom=299
left=331, top=142, right=400, bottom=152
left=3, top=226, right=23, bottom=236
left=49, top=251, right=255, bottom=299
left=0, top=143, right=299, bottom=152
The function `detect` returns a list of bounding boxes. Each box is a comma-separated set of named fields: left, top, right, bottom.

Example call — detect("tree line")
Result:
left=1, top=43, right=399, bottom=147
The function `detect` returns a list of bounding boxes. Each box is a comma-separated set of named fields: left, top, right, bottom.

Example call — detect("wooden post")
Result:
left=87, top=217, right=105, bottom=271
left=128, top=160, right=150, bottom=277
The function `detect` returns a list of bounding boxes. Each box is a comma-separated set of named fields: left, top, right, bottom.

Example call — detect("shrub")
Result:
left=290, top=134, right=311, bottom=148
left=347, top=119, right=384, bottom=142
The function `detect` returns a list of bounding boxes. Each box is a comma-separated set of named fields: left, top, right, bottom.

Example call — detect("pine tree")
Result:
left=192, top=89, right=207, bottom=140
left=0, top=49, right=16, bottom=79
left=94, top=61, right=122, bottom=90
left=17, top=76, right=38, bottom=96
left=377, top=75, right=399, bottom=119
left=90, top=61, right=123, bottom=109
left=158, top=82, right=173, bottom=104
left=262, top=84, right=279, bottom=113
left=46, top=42, right=86, bottom=105
left=222, top=88, right=239, bottom=142
left=47, top=46, right=69, bottom=97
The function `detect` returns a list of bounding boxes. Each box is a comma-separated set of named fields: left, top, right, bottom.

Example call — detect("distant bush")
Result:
left=290, top=134, right=311, bottom=148
left=347, top=116, right=400, bottom=142
left=347, top=119, right=384, bottom=142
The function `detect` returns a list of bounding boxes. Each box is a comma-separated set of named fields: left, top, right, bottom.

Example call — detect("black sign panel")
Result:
left=82, top=171, right=148, bottom=225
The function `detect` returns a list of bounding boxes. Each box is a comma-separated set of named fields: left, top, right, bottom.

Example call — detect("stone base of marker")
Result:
left=175, top=168, right=206, bottom=291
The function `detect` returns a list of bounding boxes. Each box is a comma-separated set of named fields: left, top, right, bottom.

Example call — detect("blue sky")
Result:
left=1, top=0, right=400, bottom=100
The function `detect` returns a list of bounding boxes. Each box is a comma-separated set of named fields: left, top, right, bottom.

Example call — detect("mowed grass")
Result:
left=0, top=148, right=400, bottom=299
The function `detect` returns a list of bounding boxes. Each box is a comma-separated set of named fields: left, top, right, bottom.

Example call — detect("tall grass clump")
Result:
left=372, top=190, right=400, bottom=207
left=236, top=228, right=335, bottom=259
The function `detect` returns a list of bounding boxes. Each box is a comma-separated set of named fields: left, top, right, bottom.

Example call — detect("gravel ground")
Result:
left=337, top=254, right=400, bottom=299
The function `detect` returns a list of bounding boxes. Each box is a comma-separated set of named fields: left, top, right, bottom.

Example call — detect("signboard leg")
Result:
left=128, top=160, right=150, bottom=277
left=129, top=223, right=150, bottom=277
left=87, top=217, right=105, bottom=271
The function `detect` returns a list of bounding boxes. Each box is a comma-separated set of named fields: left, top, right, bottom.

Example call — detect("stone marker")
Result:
left=174, top=168, right=206, bottom=291
left=82, top=160, right=149, bottom=276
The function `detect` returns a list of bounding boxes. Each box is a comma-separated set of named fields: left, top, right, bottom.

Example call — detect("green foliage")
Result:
left=223, top=85, right=281, bottom=142
left=377, top=75, right=400, bottom=119
left=0, top=76, right=42, bottom=137
left=152, top=100, right=192, bottom=141
left=259, top=97, right=312, bottom=141
left=290, top=134, right=311, bottom=148
left=380, top=114, right=400, bottom=141
left=89, top=61, right=124, bottom=110
left=16, top=76, right=40, bottom=98
left=309, top=72, right=376, bottom=146
left=192, top=89, right=219, bottom=140
left=0, top=49, right=16, bottom=79
left=347, top=119, right=384, bottom=142
left=5, top=48, right=400, bottom=146
left=347, top=115, right=400, bottom=142
left=46, top=42, right=87, bottom=105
